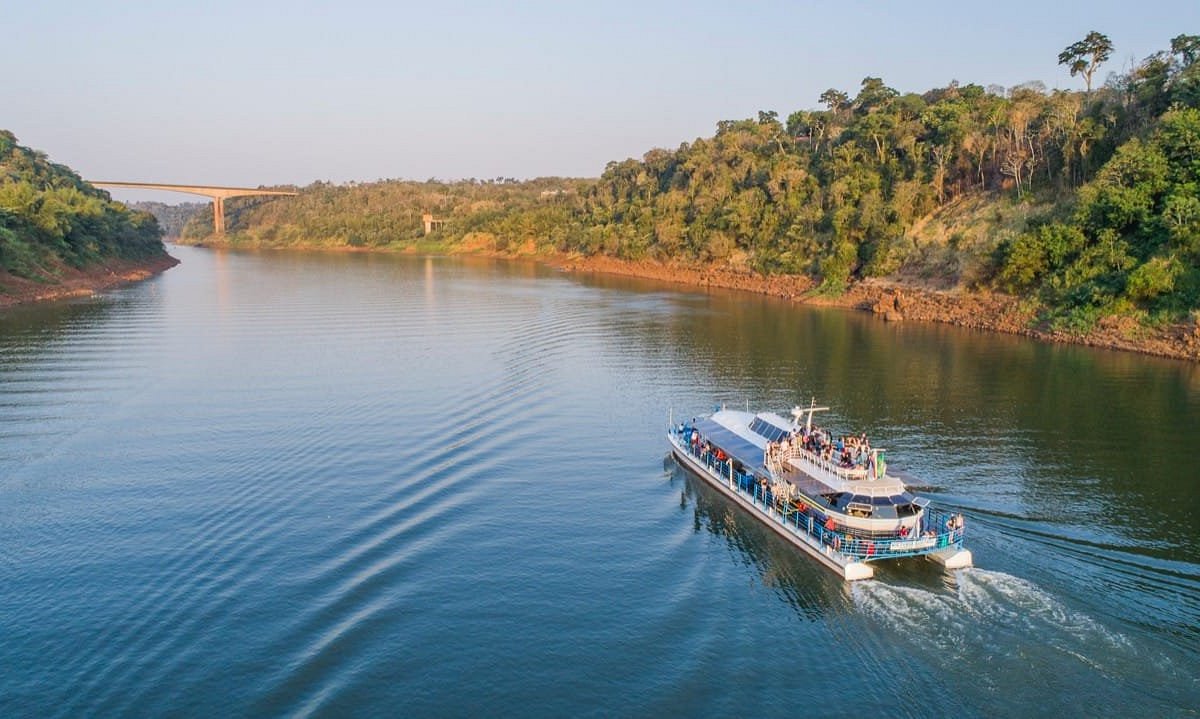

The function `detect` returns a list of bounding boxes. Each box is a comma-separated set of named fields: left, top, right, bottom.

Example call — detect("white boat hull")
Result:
left=670, top=436, right=875, bottom=581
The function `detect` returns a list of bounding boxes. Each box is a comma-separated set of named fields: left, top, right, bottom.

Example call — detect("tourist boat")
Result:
left=668, top=402, right=972, bottom=581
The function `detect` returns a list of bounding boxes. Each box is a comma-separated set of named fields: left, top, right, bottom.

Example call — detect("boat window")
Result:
left=749, top=417, right=790, bottom=442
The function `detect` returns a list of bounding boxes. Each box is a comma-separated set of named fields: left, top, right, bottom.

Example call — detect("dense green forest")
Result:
left=189, top=32, right=1200, bottom=331
left=0, top=131, right=165, bottom=280
left=184, top=176, right=590, bottom=252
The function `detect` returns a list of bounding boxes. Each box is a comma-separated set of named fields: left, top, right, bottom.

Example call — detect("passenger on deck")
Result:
left=946, top=513, right=965, bottom=536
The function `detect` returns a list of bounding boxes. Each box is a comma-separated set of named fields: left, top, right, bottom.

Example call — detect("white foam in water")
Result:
left=850, top=571, right=1199, bottom=714
left=956, top=569, right=1130, bottom=651
left=851, top=568, right=1138, bottom=670
left=851, top=580, right=975, bottom=660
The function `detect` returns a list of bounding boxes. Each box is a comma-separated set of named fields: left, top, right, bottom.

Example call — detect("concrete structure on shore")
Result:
left=91, top=181, right=297, bottom=235
left=422, top=213, right=445, bottom=235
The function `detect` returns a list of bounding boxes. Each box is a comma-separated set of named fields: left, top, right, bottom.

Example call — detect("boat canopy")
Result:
left=693, top=417, right=768, bottom=474
left=748, top=415, right=792, bottom=442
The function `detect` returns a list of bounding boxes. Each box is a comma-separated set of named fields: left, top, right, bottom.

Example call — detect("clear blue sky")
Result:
left=6, top=0, right=1199, bottom=202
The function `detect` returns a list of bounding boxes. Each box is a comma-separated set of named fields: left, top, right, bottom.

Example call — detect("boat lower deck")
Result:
left=670, top=434, right=874, bottom=581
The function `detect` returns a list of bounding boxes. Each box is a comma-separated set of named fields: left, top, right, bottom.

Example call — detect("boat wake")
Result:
left=851, top=569, right=1197, bottom=713
left=855, top=569, right=1124, bottom=655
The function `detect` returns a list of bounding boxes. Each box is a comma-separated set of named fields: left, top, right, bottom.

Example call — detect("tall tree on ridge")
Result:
left=1058, top=31, right=1114, bottom=94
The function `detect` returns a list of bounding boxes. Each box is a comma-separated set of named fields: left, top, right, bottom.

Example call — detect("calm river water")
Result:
left=2, top=246, right=1198, bottom=717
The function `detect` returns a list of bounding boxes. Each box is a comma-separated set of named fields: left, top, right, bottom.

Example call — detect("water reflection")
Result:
left=669, top=461, right=853, bottom=621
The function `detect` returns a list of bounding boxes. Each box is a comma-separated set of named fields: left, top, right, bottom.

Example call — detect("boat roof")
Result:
left=693, top=412, right=769, bottom=474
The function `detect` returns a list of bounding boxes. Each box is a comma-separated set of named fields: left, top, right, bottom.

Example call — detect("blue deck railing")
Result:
left=670, top=426, right=964, bottom=563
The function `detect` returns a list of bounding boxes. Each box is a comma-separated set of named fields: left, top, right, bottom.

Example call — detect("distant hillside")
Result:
left=0, top=130, right=168, bottom=283
left=127, top=201, right=206, bottom=238
left=179, top=177, right=588, bottom=252
left=187, top=32, right=1200, bottom=335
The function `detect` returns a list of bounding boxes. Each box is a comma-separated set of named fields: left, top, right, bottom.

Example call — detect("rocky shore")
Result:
left=545, top=254, right=1200, bottom=362
left=0, top=254, right=180, bottom=309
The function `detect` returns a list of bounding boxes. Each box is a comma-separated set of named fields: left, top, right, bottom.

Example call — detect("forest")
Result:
left=0, top=130, right=166, bottom=280
left=186, top=32, right=1200, bottom=332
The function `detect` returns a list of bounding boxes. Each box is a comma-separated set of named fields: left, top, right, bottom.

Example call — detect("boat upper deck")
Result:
left=783, top=450, right=907, bottom=497
left=692, top=409, right=909, bottom=497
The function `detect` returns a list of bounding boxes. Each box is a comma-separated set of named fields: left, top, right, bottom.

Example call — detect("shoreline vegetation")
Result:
left=1, top=130, right=176, bottom=308
left=543, top=253, right=1200, bottom=362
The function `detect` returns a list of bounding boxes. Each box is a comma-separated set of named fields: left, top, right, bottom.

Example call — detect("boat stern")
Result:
left=844, top=562, right=874, bottom=581
left=927, top=547, right=973, bottom=570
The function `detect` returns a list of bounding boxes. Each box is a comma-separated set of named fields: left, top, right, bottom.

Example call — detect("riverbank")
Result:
left=544, top=254, right=1200, bottom=362
left=0, top=254, right=180, bottom=309
left=179, top=236, right=1200, bottom=361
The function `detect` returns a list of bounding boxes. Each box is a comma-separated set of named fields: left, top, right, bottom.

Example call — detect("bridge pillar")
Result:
left=213, top=196, right=226, bottom=235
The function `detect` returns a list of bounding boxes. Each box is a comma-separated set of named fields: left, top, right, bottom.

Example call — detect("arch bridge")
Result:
left=91, top=181, right=298, bottom=234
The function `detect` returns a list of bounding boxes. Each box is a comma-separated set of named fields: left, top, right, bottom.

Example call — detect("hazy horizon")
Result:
left=7, top=0, right=1199, bottom=203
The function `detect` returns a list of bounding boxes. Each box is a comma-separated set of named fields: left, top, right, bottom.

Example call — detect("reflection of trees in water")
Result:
left=600, top=272, right=1200, bottom=563
left=0, top=299, right=122, bottom=364
left=671, top=462, right=853, bottom=622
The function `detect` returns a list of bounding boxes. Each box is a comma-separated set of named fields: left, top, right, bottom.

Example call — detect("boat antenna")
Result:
left=799, top=397, right=829, bottom=431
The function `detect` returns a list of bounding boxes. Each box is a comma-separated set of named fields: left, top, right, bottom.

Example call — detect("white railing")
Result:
left=785, top=446, right=871, bottom=482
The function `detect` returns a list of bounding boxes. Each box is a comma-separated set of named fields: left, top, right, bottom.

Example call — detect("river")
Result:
left=2, top=246, right=1197, bottom=717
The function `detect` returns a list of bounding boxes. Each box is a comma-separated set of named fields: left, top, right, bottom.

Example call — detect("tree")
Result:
left=1058, top=31, right=1114, bottom=93
left=853, top=77, right=899, bottom=113
left=1171, top=34, right=1200, bottom=68
left=818, top=88, right=849, bottom=113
